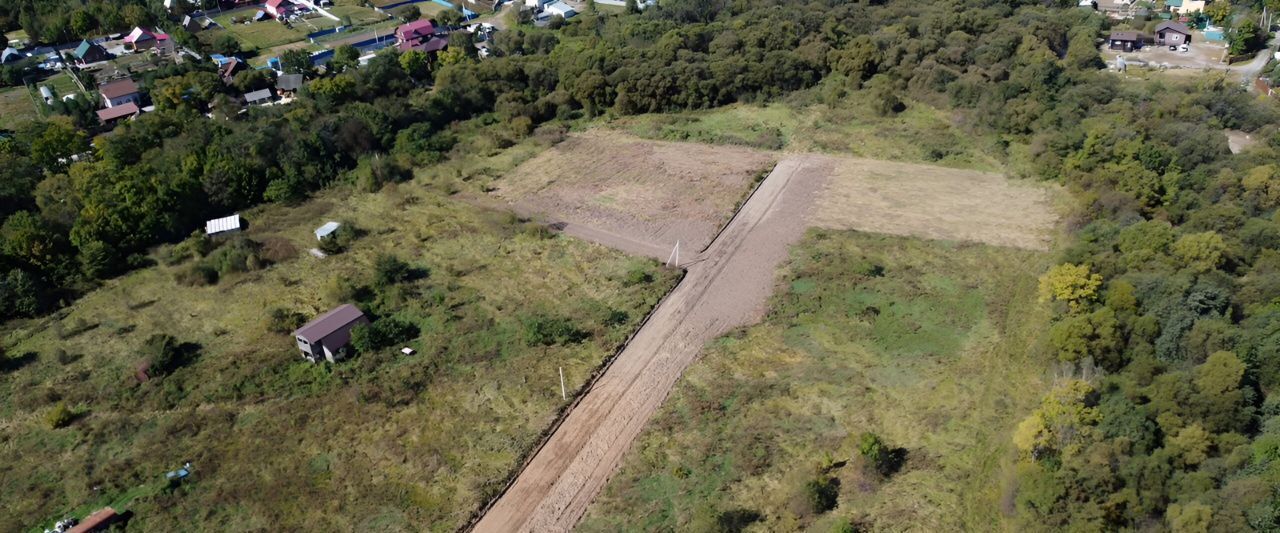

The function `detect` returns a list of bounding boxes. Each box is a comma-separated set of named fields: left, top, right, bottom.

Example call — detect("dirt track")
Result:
left=474, top=155, right=833, bottom=532
left=473, top=136, right=1058, bottom=532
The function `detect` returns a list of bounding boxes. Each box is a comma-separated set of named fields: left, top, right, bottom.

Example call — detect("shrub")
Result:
left=623, top=264, right=653, bottom=286
left=797, top=476, right=840, bottom=515
left=521, top=315, right=588, bottom=346
left=715, top=509, right=762, bottom=533
left=142, top=334, right=190, bottom=376
left=175, top=264, right=218, bottom=286
left=46, top=402, right=74, bottom=428
left=350, top=317, right=419, bottom=353
left=374, top=254, right=413, bottom=288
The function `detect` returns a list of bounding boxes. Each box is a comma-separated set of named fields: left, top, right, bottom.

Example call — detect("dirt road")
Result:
left=473, top=155, right=833, bottom=532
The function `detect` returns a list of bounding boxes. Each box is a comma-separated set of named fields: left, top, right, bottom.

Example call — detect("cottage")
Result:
left=124, top=27, right=157, bottom=50
left=67, top=507, right=118, bottom=533
left=96, top=102, right=141, bottom=125
left=1167, top=0, right=1206, bottom=14
left=244, top=88, right=274, bottom=105
left=99, top=78, right=141, bottom=108
left=205, top=214, right=244, bottom=236
left=265, top=0, right=298, bottom=19
left=398, top=36, right=448, bottom=53
left=1108, top=31, right=1143, bottom=52
left=293, top=304, right=369, bottom=363
left=276, top=73, right=304, bottom=95
left=545, top=1, right=577, bottom=18
left=1155, top=21, right=1191, bottom=46
left=73, top=40, right=111, bottom=66
left=315, top=221, right=341, bottom=240
left=396, top=20, right=437, bottom=44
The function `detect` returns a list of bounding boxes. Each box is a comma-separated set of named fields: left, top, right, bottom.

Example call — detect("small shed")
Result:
left=39, top=85, right=54, bottom=104
left=205, top=214, right=244, bottom=236
left=315, top=221, right=341, bottom=240
left=276, top=73, right=304, bottom=94
left=1108, top=31, right=1142, bottom=52
left=96, top=102, right=141, bottom=125
left=293, top=304, right=369, bottom=363
left=244, top=88, right=273, bottom=105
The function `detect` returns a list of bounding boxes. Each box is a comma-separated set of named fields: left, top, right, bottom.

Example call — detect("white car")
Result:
left=1180, top=44, right=1189, bottom=52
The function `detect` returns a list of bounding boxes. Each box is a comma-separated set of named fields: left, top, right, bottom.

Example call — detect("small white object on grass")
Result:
left=401, top=347, right=415, bottom=356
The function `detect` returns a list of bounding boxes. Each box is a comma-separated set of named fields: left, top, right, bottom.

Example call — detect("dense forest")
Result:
left=3, top=0, right=1280, bottom=529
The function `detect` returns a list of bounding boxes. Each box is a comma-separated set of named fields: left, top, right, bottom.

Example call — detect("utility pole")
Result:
left=666, top=240, right=680, bottom=267
left=558, top=367, right=566, bottom=401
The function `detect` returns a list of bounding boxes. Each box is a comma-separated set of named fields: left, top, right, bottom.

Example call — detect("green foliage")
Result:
left=266, top=308, right=307, bottom=334
left=349, top=317, right=419, bottom=353
left=1038, top=263, right=1102, bottom=311
left=520, top=314, right=588, bottom=346
left=45, top=401, right=74, bottom=429
left=799, top=476, right=839, bottom=515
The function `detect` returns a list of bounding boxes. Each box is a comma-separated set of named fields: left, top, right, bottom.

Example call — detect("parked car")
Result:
left=1180, top=44, right=1188, bottom=52
left=1169, top=45, right=1177, bottom=51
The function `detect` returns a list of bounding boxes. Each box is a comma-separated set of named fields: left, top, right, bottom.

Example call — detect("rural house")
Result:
left=244, top=88, right=274, bottom=106
left=67, top=507, right=118, bottom=532
left=293, top=304, right=369, bottom=363
left=265, top=0, right=298, bottom=18
left=1166, top=0, right=1206, bottom=14
left=99, top=78, right=141, bottom=108
left=396, top=20, right=437, bottom=46
left=72, top=40, right=110, bottom=66
left=545, top=1, right=577, bottom=18
left=219, top=58, right=247, bottom=83
left=1, top=47, right=23, bottom=64
left=1108, top=31, right=1142, bottom=52
left=276, top=73, right=304, bottom=96
left=124, top=27, right=169, bottom=51
left=205, top=214, right=244, bottom=236
left=96, top=102, right=141, bottom=125
left=1155, top=21, right=1191, bottom=46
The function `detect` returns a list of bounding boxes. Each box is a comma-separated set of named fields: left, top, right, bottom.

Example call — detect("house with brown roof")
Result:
left=1108, top=31, right=1143, bottom=52
left=219, top=58, right=247, bottom=84
left=1155, top=21, right=1192, bottom=46
left=96, top=102, right=141, bottom=125
left=99, top=78, right=141, bottom=108
left=293, top=304, right=369, bottom=363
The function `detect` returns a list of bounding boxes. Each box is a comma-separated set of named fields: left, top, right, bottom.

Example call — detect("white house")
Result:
left=99, top=78, right=141, bottom=108
left=265, top=0, right=298, bottom=18
left=315, top=221, right=341, bottom=240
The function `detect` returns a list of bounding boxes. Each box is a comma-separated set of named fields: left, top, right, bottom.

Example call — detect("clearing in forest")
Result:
left=475, top=134, right=1059, bottom=532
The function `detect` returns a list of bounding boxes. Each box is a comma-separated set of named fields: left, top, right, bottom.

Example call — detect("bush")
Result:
left=797, top=476, right=840, bottom=515
left=715, top=509, right=762, bottom=533
left=142, top=334, right=191, bottom=376
left=175, top=264, right=219, bottom=286
left=374, top=254, right=413, bottom=288
left=623, top=264, right=653, bottom=286
left=521, top=315, right=588, bottom=346
left=46, top=401, right=74, bottom=428
left=350, top=317, right=419, bottom=353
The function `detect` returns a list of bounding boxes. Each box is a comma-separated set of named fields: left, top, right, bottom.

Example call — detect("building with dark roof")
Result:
left=1108, top=31, right=1143, bottom=51
left=96, top=102, right=141, bottom=124
left=1155, top=21, right=1191, bottom=46
left=99, top=78, right=141, bottom=108
left=73, top=40, right=111, bottom=65
left=67, top=507, right=118, bottom=533
left=293, top=304, right=369, bottom=363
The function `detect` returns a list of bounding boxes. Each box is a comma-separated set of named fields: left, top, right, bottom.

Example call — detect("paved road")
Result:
left=471, top=156, right=833, bottom=532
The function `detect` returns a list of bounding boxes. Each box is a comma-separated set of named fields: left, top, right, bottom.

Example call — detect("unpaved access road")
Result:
left=473, top=155, right=834, bottom=532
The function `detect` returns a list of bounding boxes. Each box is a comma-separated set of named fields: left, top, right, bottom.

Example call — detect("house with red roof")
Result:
left=396, top=20, right=437, bottom=45
left=265, top=0, right=298, bottom=18
left=124, top=27, right=172, bottom=52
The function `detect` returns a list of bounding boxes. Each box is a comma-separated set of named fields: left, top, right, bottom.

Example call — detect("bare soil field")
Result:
left=813, top=158, right=1058, bottom=250
left=491, top=130, right=776, bottom=254
left=473, top=136, right=1059, bottom=532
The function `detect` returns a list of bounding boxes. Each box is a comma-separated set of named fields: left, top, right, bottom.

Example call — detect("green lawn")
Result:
left=0, top=137, right=679, bottom=531
left=581, top=230, right=1052, bottom=532
left=328, top=5, right=390, bottom=25
left=213, top=9, right=310, bottom=50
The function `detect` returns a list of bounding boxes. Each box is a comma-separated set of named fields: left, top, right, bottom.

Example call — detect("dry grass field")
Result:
left=0, top=175, right=677, bottom=532
left=815, top=158, right=1060, bottom=250
left=491, top=129, right=776, bottom=253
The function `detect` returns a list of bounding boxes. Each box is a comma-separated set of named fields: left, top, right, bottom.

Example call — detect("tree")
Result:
left=1229, top=18, right=1263, bottom=55
left=280, top=50, right=314, bottom=76
left=399, top=49, right=431, bottom=80
left=1038, top=263, right=1103, bottom=311
left=625, top=0, right=641, bottom=14
left=29, top=116, right=88, bottom=172
left=350, top=317, right=419, bottom=353
left=1204, top=1, right=1232, bottom=26
left=1172, top=231, right=1226, bottom=272
left=142, top=333, right=183, bottom=375
left=373, top=254, right=412, bottom=288
left=329, top=45, right=360, bottom=74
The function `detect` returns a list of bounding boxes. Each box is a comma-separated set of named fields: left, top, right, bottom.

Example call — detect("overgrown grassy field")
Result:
left=581, top=230, right=1052, bottom=531
left=604, top=85, right=1004, bottom=172
left=0, top=165, right=678, bottom=531
left=0, top=85, right=39, bottom=129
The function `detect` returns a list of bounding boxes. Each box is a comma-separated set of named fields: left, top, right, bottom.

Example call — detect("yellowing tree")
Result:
left=1171, top=232, right=1226, bottom=273
left=1038, top=263, right=1102, bottom=311
left=1013, top=380, right=1101, bottom=458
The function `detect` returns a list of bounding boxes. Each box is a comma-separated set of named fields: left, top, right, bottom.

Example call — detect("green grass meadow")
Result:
left=0, top=158, right=677, bottom=531
left=581, top=230, right=1052, bottom=532
left=213, top=10, right=310, bottom=50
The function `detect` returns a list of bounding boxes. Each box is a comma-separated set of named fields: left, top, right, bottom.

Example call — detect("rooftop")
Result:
left=99, top=78, right=139, bottom=99
left=294, top=304, right=366, bottom=342
left=68, top=507, right=117, bottom=533
left=244, top=88, right=273, bottom=102
left=1155, top=21, right=1191, bottom=34
left=96, top=102, right=141, bottom=122
left=205, top=214, right=242, bottom=234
